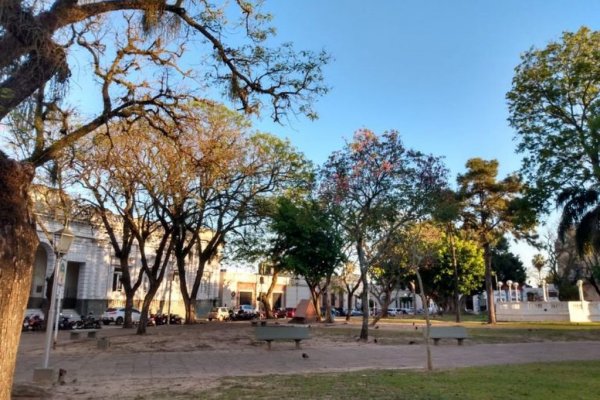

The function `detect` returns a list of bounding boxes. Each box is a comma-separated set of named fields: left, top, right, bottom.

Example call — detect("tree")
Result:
left=0, top=2, right=328, bottom=395
left=74, top=117, right=178, bottom=334
left=507, top=27, right=600, bottom=282
left=178, top=130, right=311, bottom=323
left=337, top=262, right=361, bottom=321
left=420, top=229, right=485, bottom=315
left=369, top=229, right=412, bottom=320
left=490, top=237, right=527, bottom=285
left=532, top=253, right=546, bottom=286
left=507, top=27, right=600, bottom=213
left=457, top=158, right=534, bottom=324
left=431, top=188, right=464, bottom=322
left=266, top=198, right=345, bottom=322
left=320, top=129, right=447, bottom=340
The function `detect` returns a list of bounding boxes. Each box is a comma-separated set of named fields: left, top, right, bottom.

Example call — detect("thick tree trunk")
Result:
left=345, top=290, right=353, bottom=321
left=136, top=286, right=159, bottom=335
left=184, top=300, right=196, bottom=323
left=323, top=276, right=333, bottom=323
left=262, top=269, right=279, bottom=319
left=123, top=289, right=135, bottom=328
left=0, top=155, right=37, bottom=400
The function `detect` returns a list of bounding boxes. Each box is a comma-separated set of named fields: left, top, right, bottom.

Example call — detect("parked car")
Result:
left=272, top=308, right=287, bottom=319
left=285, top=307, right=296, bottom=318
left=350, top=309, right=363, bottom=316
left=208, top=307, right=230, bottom=321
left=239, top=304, right=259, bottom=317
left=385, top=308, right=398, bottom=316
left=101, top=307, right=141, bottom=325
left=387, top=308, right=408, bottom=316
left=335, top=307, right=346, bottom=317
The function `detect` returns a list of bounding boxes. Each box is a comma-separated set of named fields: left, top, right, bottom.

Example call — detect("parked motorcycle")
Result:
left=22, top=315, right=44, bottom=331
left=169, top=314, right=183, bottom=324
left=58, top=314, right=76, bottom=330
left=74, top=313, right=102, bottom=330
left=149, top=313, right=182, bottom=325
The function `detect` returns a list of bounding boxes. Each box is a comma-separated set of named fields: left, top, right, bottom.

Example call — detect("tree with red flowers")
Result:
left=320, top=129, right=447, bottom=341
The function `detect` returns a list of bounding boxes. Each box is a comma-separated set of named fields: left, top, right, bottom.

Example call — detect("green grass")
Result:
left=144, top=360, right=600, bottom=399
left=310, top=321, right=600, bottom=345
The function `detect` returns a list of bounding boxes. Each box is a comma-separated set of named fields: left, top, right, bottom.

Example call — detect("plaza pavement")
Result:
left=14, top=328, right=600, bottom=385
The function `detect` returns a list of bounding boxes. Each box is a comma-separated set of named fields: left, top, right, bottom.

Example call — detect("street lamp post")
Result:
left=42, top=226, right=74, bottom=370
left=167, top=266, right=175, bottom=325
left=52, top=259, right=67, bottom=348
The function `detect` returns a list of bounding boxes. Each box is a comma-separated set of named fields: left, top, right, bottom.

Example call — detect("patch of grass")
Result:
left=310, top=321, right=600, bottom=345
left=177, top=360, right=600, bottom=399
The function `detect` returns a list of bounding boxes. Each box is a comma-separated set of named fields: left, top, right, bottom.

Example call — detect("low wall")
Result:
left=496, top=301, right=600, bottom=322
left=568, top=301, right=600, bottom=322
left=496, top=301, right=569, bottom=322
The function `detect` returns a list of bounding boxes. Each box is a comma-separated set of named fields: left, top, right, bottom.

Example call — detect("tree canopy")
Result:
left=320, top=129, right=448, bottom=339
left=507, top=27, right=600, bottom=212
left=457, top=158, right=533, bottom=323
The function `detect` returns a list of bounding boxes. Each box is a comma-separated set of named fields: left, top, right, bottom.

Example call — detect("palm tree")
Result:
left=557, top=187, right=600, bottom=256
left=531, top=254, right=546, bottom=286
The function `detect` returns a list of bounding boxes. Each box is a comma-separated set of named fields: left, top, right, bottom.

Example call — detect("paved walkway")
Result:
left=15, top=338, right=600, bottom=383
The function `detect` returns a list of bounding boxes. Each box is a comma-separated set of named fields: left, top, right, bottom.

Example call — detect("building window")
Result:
left=112, top=269, right=123, bottom=292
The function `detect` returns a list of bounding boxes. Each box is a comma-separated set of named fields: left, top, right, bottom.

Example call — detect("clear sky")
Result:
left=238, top=1, right=600, bottom=279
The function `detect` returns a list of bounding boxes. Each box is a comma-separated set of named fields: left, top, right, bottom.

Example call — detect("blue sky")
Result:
left=22, top=1, right=600, bottom=279
left=243, top=1, right=600, bottom=278
left=252, top=1, right=600, bottom=177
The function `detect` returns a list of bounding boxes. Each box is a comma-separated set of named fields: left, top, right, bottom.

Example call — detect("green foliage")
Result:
left=268, top=197, right=345, bottom=283
left=507, top=27, right=600, bottom=213
left=458, top=158, right=533, bottom=244
left=419, top=230, right=485, bottom=306
left=491, top=237, right=527, bottom=284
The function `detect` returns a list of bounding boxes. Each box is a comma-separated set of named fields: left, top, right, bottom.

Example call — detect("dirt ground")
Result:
left=13, top=319, right=374, bottom=399
left=12, top=319, right=600, bottom=399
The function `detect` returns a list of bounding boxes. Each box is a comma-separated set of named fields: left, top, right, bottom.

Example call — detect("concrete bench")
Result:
left=255, top=325, right=310, bottom=350
left=70, top=330, right=98, bottom=340
left=428, top=326, right=468, bottom=345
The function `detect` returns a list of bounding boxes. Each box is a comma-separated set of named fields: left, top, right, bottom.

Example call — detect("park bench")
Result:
left=254, top=324, right=310, bottom=350
left=428, top=326, right=468, bottom=345
left=70, top=329, right=98, bottom=340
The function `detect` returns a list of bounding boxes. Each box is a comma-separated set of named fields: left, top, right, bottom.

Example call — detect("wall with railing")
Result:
left=496, top=301, right=600, bottom=322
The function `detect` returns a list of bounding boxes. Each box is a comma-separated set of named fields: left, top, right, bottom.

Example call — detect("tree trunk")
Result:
left=0, top=155, right=37, bottom=400
left=262, top=269, right=279, bottom=319
left=356, top=241, right=369, bottom=341
left=307, top=283, right=321, bottom=322
left=344, top=282, right=358, bottom=321
left=345, top=290, right=353, bottom=321
left=484, top=243, right=496, bottom=324
left=123, top=289, right=135, bottom=328
left=136, top=285, right=159, bottom=335
left=448, top=229, right=461, bottom=323
left=176, top=256, right=196, bottom=324
left=359, top=273, right=369, bottom=341
left=323, top=276, right=333, bottom=323
left=415, top=268, right=433, bottom=371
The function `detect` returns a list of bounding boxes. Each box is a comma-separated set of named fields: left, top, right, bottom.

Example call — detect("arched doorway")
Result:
left=28, top=244, right=52, bottom=308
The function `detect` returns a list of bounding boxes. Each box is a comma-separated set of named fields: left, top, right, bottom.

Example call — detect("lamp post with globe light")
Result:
left=34, top=225, right=74, bottom=382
